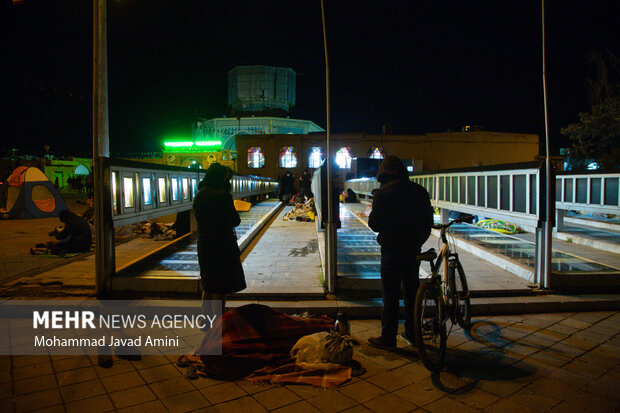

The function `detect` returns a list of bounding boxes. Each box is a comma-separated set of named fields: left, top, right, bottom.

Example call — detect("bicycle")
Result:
left=414, top=215, right=473, bottom=372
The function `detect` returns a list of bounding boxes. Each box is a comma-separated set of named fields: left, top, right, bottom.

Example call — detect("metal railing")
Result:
left=107, top=159, right=278, bottom=227
left=344, top=177, right=379, bottom=199
left=344, top=162, right=555, bottom=288
left=555, top=171, right=620, bottom=215
left=411, top=162, right=543, bottom=231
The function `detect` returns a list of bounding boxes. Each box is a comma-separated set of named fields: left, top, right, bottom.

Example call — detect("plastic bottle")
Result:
left=334, top=310, right=350, bottom=336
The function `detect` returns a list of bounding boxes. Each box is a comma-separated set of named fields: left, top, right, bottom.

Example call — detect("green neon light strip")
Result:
left=163, top=140, right=222, bottom=151
left=195, top=140, right=221, bottom=146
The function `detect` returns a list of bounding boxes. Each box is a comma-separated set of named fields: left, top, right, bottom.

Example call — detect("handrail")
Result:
left=106, top=159, right=278, bottom=226
left=555, top=171, right=620, bottom=215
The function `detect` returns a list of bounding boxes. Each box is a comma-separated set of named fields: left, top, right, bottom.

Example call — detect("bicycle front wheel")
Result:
left=414, top=282, right=446, bottom=373
left=449, top=259, right=471, bottom=330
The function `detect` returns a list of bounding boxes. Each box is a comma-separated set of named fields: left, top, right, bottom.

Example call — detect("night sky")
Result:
left=1, top=0, right=618, bottom=156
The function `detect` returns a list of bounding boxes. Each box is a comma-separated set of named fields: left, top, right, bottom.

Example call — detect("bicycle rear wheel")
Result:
left=414, top=282, right=446, bottom=373
left=449, top=258, right=471, bottom=330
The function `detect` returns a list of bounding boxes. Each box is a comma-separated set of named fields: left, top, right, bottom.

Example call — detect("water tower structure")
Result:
left=228, top=66, right=296, bottom=116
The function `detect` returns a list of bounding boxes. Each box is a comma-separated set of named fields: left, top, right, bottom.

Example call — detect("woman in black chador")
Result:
left=193, top=163, right=246, bottom=312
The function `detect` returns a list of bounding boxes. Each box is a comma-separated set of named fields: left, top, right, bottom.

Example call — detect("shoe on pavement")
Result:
left=398, top=332, right=417, bottom=347
left=368, top=336, right=396, bottom=350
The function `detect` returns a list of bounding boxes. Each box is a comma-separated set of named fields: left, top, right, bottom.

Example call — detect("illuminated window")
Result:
left=142, top=178, right=152, bottom=206
left=182, top=178, right=189, bottom=200
left=192, top=178, right=197, bottom=197
left=112, top=172, right=118, bottom=214
left=158, top=178, right=167, bottom=203
left=336, top=147, right=352, bottom=169
left=247, top=147, right=265, bottom=168
left=369, top=147, right=384, bottom=159
left=171, top=178, right=179, bottom=201
left=123, top=177, right=134, bottom=208
left=279, top=146, right=297, bottom=168
left=308, top=147, right=323, bottom=168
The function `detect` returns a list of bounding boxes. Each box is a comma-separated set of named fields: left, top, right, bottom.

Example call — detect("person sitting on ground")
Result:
left=50, top=210, right=93, bottom=256
left=342, top=188, right=357, bottom=203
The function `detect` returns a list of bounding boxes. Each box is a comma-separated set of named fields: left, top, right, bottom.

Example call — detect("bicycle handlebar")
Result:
left=432, top=215, right=475, bottom=231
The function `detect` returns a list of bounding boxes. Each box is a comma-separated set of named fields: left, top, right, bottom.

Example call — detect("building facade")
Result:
left=43, top=157, right=92, bottom=191
left=236, top=131, right=540, bottom=184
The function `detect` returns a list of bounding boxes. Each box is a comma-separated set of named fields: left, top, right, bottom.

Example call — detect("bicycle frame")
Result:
left=425, top=224, right=460, bottom=325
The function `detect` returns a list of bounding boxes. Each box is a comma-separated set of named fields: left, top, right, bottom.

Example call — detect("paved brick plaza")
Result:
left=2, top=311, right=619, bottom=413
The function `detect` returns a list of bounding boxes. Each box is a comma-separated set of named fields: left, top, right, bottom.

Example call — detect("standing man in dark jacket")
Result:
left=193, top=163, right=246, bottom=315
left=279, top=171, right=295, bottom=202
left=368, top=155, right=433, bottom=349
left=299, top=169, right=312, bottom=201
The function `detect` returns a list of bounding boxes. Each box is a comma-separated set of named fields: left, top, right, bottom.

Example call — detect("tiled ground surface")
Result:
left=3, top=311, right=620, bottom=412
left=0, top=194, right=90, bottom=284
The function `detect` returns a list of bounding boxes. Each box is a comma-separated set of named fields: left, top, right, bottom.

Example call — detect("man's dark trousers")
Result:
left=380, top=248, right=421, bottom=344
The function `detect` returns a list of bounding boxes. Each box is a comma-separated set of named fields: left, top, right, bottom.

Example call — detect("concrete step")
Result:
left=555, top=229, right=620, bottom=254
left=227, top=293, right=620, bottom=318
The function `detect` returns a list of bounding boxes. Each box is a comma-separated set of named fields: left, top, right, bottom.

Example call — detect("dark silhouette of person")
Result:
left=279, top=171, right=295, bottom=202
left=193, top=163, right=246, bottom=315
left=367, top=155, right=433, bottom=349
left=50, top=210, right=92, bottom=255
left=299, top=169, right=312, bottom=201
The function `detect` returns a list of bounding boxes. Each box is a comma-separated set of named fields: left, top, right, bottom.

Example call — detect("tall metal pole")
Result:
left=320, top=0, right=337, bottom=293
left=93, top=0, right=113, bottom=295
left=541, top=0, right=552, bottom=288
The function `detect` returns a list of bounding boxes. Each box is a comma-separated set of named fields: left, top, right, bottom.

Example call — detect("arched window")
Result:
left=336, top=147, right=352, bottom=169
left=279, top=146, right=297, bottom=168
left=308, top=146, right=323, bottom=168
left=369, top=147, right=384, bottom=159
left=247, top=147, right=265, bottom=168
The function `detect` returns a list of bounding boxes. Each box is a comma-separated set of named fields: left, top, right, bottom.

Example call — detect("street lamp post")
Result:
left=93, top=0, right=113, bottom=296
left=320, top=0, right=337, bottom=293
left=541, top=0, right=552, bottom=288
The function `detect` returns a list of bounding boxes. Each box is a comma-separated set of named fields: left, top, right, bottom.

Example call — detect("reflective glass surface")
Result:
left=448, top=224, right=617, bottom=273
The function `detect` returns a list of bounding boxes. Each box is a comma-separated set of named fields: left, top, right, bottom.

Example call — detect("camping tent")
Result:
left=4, top=166, right=68, bottom=219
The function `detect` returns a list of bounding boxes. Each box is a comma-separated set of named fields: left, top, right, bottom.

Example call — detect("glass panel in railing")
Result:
left=477, top=176, right=485, bottom=207
left=439, top=177, right=445, bottom=201
left=451, top=177, right=458, bottom=202
left=123, top=177, right=134, bottom=208
left=604, top=177, right=619, bottom=206
left=112, top=171, right=119, bottom=214
left=182, top=178, right=189, bottom=200
left=467, top=176, right=475, bottom=206
left=171, top=178, right=179, bottom=201
left=142, top=178, right=152, bottom=206
left=513, top=175, right=526, bottom=213
left=576, top=178, right=587, bottom=204
left=500, top=175, right=510, bottom=210
left=529, top=174, right=537, bottom=214
left=564, top=179, right=574, bottom=203
left=590, top=178, right=601, bottom=204
left=158, top=178, right=167, bottom=203
left=488, top=176, right=498, bottom=209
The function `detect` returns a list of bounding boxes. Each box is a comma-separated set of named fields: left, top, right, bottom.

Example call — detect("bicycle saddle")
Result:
left=416, top=248, right=437, bottom=262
